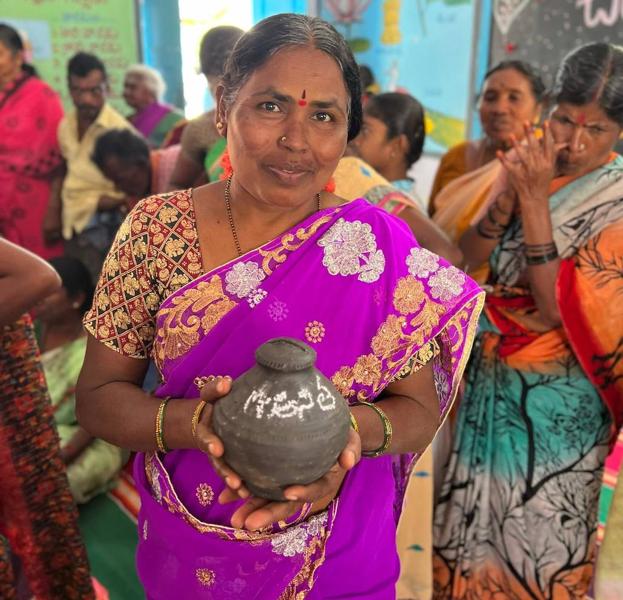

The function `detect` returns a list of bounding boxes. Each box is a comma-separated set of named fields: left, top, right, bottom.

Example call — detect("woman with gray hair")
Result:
left=123, top=64, right=185, bottom=147
left=434, top=42, right=623, bottom=599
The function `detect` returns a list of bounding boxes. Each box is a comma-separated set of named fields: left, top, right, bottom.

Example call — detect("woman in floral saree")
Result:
left=433, top=43, right=623, bottom=599
left=77, top=15, right=483, bottom=599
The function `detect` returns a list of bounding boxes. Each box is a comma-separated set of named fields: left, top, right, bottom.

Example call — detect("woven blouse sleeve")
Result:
left=83, top=199, right=160, bottom=359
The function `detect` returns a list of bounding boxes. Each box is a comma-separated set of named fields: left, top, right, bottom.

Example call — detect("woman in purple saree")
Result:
left=78, top=14, right=483, bottom=599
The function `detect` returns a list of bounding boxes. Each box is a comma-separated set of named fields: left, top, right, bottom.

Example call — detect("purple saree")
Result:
left=129, top=102, right=184, bottom=147
left=135, top=198, right=483, bottom=599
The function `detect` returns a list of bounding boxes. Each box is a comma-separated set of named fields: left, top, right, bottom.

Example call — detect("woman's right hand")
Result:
left=193, top=377, right=251, bottom=500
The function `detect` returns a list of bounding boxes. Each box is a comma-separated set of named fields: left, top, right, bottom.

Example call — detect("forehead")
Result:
left=70, top=69, right=105, bottom=87
left=483, top=68, right=531, bottom=92
left=124, top=73, right=144, bottom=85
left=553, top=101, right=613, bottom=123
left=238, top=46, right=349, bottom=102
left=362, top=113, right=387, bottom=129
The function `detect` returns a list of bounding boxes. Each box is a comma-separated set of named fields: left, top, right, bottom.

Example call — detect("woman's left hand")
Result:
left=220, top=427, right=361, bottom=531
left=498, top=121, right=562, bottom=205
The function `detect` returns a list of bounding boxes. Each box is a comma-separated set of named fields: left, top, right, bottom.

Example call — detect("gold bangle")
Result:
left=155, top=397, right=171, bottom=453
left=191, top=399, right=208, bottom=444
left=358, top=401, right=393, bottom=458
left=349, top=410, right=359, bottom=433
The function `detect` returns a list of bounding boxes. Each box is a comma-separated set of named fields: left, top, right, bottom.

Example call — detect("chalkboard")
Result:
left=0, top=0, right=140, bottom=113
left=489, top=0, right=623, bottom=88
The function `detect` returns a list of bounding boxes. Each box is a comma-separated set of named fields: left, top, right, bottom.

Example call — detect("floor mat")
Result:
left=78, top=462, right=143, bottom=600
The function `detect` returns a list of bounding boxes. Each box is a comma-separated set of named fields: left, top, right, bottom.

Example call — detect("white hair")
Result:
left=125, top=64, right=166, bottom=100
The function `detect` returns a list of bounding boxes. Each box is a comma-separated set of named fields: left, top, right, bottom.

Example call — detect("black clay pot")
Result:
left=212, top=337, right=351, bottom=501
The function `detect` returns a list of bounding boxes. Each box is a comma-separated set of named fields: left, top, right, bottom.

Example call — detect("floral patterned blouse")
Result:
left=84, top=190, right=202, bottom=358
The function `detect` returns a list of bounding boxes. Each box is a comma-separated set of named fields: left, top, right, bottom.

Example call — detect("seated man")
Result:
left=91, top=128, right=180, bottom=199
left=54, top=52, right=135, bottom=283
left=123, top=64, right=185, bottom=148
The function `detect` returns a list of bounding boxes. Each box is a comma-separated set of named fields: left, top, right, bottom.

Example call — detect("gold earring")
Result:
left=216, top=121, right=224, bottom=130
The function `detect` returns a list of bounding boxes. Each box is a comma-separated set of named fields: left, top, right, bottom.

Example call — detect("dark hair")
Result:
left=359, top=64, right=375, bottom=91
left=553, top=42, right=623, bottom=127
left=365, top=92, right=426, bottom=165
left=91, top=129, right=150, bottom=172
left=483, top=60, right=547, bottom=103
left=221, top=13, right=362, bottom=141
left=48, top=256, right=94, bottom=315
left=199, top=26, right=244, bottom=78
left=0, top=23, right=37, bottom=77
left=67, top=51, right=107, bottom=80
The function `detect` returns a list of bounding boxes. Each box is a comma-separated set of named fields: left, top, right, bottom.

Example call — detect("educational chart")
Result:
left=489, top=0, right=623, bottom=88
left=0, top=0, right=139, bottom=112
left=320, top=0, right=477, bottom=154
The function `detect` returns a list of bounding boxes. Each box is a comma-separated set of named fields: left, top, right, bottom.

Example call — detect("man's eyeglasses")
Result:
left=69, top=83, right=106, bottom=98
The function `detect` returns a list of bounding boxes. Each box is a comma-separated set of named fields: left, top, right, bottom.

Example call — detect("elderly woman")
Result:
left=433, top=42, right=623, bottom=599
left=77, top=14, right=483, bottom=599
left=123, top=64, right=185, bottom=148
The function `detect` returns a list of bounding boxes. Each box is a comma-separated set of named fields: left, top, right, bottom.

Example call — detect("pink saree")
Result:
left=0, top=73, right=64, bottom=259
left=134, top=198, right=484, bottom=598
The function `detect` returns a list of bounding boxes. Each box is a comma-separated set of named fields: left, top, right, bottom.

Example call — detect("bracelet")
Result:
left=349, top=410, right=359, bottom=433
left=525, top=250, right=559, bottom=266
left=155, top=397, right=171, bottom=453
left=524, top=241, right=557, bottom=254
left=524, top=241, right=558, bottom=266
left=358, top=401, right=393, bottom=458
left=191, top=399, right=208, bottom=443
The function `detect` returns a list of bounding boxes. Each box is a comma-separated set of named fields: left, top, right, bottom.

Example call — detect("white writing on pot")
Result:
left=244, top=376, right=337, bottom=420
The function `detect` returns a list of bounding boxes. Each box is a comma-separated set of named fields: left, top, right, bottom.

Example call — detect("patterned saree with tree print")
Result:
left=86, top=193, right=483, bottom=599
left=434, top=156, right=623, bottom=600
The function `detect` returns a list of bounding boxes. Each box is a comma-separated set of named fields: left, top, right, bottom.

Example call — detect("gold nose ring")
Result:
left=280, top=135, right=287, bottom=142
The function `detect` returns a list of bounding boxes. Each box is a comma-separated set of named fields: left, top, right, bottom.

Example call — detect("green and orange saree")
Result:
left=433, top=156, right=623, bottom=599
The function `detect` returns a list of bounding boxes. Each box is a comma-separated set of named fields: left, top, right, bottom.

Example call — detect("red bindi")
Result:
left=298, top=89, right=307, bottom=106
left=577, top=113, right=587, bottom=126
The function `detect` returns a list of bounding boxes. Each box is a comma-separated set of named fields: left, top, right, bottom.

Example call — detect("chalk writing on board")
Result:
left=493, top=0, right=531, bottom=36
left=0, top=0, right=139, bottom=112
left=576, top=0, right=623, bottom=28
